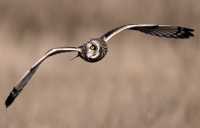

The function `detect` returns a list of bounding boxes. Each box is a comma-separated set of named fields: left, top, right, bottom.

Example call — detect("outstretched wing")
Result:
left=5, top=47, right=81, bottom=108
left=101, top=24, right=194, bottom=42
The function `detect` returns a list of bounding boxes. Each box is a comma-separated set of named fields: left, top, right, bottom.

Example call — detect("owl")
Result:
left=5, top=24, right=194, bottom=108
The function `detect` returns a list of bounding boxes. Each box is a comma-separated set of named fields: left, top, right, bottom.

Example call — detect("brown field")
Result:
left=0, top=0, right=200, bottom=128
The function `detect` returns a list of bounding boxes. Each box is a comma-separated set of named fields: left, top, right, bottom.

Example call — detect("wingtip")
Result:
left=178, top=27, right=195, bottom=39
left=184, top=27, right=194, bottom=32
left=5, top=88, right=20, bottom=108
left=5, top=96, right=13, bottom=108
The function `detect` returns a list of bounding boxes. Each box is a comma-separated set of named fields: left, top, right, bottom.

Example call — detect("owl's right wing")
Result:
left=5, top=47, right=81, bottom=108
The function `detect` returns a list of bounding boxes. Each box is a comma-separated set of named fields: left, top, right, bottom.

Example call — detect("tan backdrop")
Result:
left=0, top=0, right=199, bottom=128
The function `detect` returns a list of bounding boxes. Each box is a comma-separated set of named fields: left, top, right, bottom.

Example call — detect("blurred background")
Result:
left=0, top=0, right=199, bottom=128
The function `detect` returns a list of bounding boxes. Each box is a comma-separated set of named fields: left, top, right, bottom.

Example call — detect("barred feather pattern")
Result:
left=131, top=25, right=194, bottom=39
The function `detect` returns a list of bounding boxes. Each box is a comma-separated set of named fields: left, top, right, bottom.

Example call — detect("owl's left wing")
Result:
left=101, top=24, right=194, bottom=42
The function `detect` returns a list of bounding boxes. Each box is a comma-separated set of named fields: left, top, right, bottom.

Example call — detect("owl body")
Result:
left=79, top=38, right=108, bottom=63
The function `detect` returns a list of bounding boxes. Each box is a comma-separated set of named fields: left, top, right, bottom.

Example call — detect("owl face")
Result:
left=86, top=40, right=101, bottom=59
left=79, top=39, right=108, bottom=63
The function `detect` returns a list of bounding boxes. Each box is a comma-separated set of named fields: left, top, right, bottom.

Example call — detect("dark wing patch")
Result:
left=5, top=88, right=22, bottom=108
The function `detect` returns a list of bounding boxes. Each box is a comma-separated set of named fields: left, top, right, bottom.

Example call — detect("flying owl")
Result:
left=5, top=24, right=194, bottom=108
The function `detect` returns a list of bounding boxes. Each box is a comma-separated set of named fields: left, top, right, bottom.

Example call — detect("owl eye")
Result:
left=90, top=44, right=97, bottom=50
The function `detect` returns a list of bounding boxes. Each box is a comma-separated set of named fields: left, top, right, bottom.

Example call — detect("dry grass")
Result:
left=0, top=0, right=199, bottom=128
